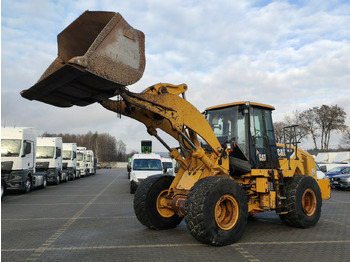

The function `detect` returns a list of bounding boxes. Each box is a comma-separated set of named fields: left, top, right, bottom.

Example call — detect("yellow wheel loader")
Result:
left=21, top=11, right=330, bottom=246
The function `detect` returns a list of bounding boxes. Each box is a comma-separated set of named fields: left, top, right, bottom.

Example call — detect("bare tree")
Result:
left=283, top=110, right=308, bottom=143
left=41, top=131, right=121, bottom=162
left=315, top=105, right=347, bottom=151
left=116, top=140, right=126, bottom=161
left=299, top=107, right=320, bottom=152
left=273, top=121, right=285, bottom=143
left=273, top=110, right=308, bottom=145
left=299, top=105, right=347, bottom=152
left=339, top=127, right=350, bottom=150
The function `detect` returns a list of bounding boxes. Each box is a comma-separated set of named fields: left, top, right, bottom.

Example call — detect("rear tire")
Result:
left=134, top=175, right=183, bottom=230
left=279, top=175, right=322, bottom=228
left=185, top=176, right=248, bottom=246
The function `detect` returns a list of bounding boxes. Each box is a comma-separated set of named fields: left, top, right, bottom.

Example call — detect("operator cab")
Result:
left=204, top=101, right=279, bottom=174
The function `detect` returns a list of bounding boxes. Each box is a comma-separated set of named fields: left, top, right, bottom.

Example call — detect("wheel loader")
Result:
left=21, top=11, right=331, bottom=246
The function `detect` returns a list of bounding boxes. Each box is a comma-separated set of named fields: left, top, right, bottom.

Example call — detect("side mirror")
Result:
left=163, top=167, right=168, bottom=174
left=319, top=165, right=327, bottom=172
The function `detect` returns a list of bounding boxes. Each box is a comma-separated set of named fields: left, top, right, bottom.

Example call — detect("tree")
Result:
left=299, top=107, right=320, bottom=152
left=339, top=128, right=350, bottom=150
left=41, top=131, right=123, bottom=162
left=299, top=105, right=347, bottom=152
left=116, top=140, right=126, bottom=161
left=273, top=121, right=285, bottom=143
left=273, top=110, right=308, bottom=144
left=283, top=110, right=308, bottom=143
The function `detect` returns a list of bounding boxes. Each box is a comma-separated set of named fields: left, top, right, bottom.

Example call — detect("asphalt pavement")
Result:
left=1, top=168, right=349, bottom=262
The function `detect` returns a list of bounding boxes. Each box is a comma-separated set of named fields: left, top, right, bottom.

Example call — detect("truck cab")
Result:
left=86, top=150, right=96, bottom=175
left=77, top=147, right=88, bottom=177
left=36, top=137, right=64, bottom=184
left=62, top=143, right=78, bottom=180
left=1, top=127, right=46, bottom=193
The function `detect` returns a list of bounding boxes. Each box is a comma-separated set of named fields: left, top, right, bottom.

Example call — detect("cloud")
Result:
left=2, top=0, right=350, bottom=152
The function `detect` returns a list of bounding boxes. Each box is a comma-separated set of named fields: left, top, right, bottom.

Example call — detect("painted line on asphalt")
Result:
left=3, top=240, right=349, bottom=253
left=24, top=175, right=120, bottom=261
left=2, top=215, right=136, bottom=221
left=3, top=201, right=131, bottom=206
left=233, top=244, right=260, bottom=262
left=322, top=218, right=350, bottom=227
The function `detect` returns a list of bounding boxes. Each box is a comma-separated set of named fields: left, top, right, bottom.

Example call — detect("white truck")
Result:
left=36, top=137, right=66, bottom=184
left=128, top=153, right=164, bottom=193
left=62, top=143, right=79, bottom=180
left=1, top=127, right=47, bottom=195
left=77, top=147, right=89, bottom=177
left=86, top=149, right=96, bottom=175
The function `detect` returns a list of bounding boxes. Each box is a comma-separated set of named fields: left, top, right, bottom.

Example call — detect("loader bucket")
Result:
left=21, top=11, right=145, bottom=107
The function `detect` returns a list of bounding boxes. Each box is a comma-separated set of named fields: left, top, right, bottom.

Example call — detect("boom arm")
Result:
left=100, top=83, right=229, bottom=176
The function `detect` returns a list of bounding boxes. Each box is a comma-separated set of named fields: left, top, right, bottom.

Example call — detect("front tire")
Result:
left=23, top=176, right=32, bottom=193
left=279, top=175, right=322, bottom=228
left=41, top=176, right=47, bottom=189
left=134, top=175, right=183, bottom=230
left=185, top=176, right=248, bottom=246
left=1, top=180, right=6, bottom=199
left=56, top=174, right=60, bottom=185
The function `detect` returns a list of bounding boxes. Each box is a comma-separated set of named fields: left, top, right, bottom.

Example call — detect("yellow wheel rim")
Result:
left=302, top=189, right=317, bottom=216
left=156, top=189, right=175, bottom=218
left=215, top=194, right=239, bottom=230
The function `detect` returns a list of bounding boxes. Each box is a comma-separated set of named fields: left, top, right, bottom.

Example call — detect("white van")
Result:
left=129, top=153, right=164, bottom=193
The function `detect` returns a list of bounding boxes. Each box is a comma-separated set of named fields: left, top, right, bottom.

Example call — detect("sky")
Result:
left=2, top=0, right=350, bottom=153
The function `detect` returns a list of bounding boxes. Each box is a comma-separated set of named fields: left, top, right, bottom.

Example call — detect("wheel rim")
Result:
left=26, top=179, right=31, bottom=191
left=302, top=189, right=317, bottom=216
left=156, top=189, right=175, bottom=218
left=215, top=194, right=239, bottom=230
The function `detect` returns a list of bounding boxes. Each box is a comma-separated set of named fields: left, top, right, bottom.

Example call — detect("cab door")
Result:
left=249, top=106, right=279, bottom=169
left=22, top=140, right=35, bottom=170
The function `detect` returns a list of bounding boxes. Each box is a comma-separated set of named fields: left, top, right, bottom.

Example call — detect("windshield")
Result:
left=133, top=159, right=162, bottom=171
left=328, top=167, right=343, bottom=173
left=86, top=154, right=93, bottom=162
left=206, top=106, right=246, bottom=152
left=77, top=152, right=84, bottom=161
left=63, top=150, right=72, bottom=160
left=36, top=146, right=55, bottom=159
left=1, top=139, right=21, bottom=157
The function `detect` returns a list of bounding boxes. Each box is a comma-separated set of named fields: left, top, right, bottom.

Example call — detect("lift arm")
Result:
left=100, top=83, right=229, bottom=176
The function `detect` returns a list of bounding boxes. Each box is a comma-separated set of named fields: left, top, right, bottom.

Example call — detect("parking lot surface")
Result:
left=2, top=168, right=350, bottom=262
